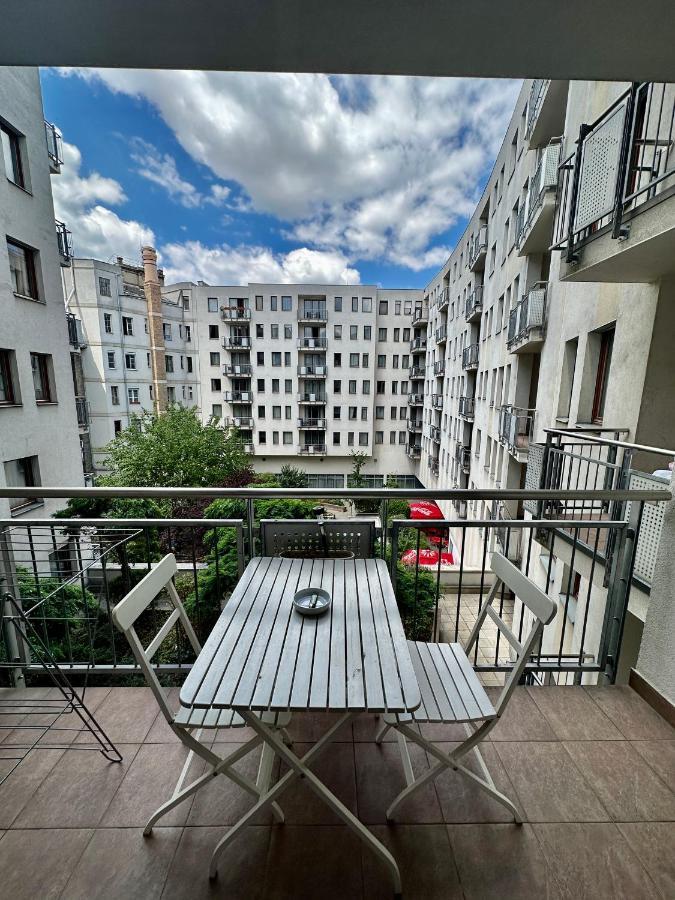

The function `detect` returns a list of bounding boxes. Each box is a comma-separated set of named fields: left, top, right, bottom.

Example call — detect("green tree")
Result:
left=277, top=465, right=309, bottom=488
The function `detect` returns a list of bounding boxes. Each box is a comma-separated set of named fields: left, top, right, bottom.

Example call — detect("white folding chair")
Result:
left=112, top=553, right=291, bottom=834
left=377, top=552, right=556, bottom=822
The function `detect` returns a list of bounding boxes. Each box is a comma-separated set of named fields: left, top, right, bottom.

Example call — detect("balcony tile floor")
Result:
left=0, top=684, right=672, bottom=899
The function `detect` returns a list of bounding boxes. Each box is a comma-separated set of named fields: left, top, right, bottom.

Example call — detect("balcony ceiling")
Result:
left=2, top=0, right=675, bottom=81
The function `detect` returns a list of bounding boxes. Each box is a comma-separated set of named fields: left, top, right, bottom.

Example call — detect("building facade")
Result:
left=0, top=67, right=84, bottom=521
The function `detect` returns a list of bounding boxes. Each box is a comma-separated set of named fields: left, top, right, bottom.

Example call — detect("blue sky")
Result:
left=42, top=69, right=520, bottom=288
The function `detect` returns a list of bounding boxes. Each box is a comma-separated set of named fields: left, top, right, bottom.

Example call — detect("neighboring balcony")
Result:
left=507, top=283, right=548, bottom=354
left=298, top=444, right=327, bottom=455
left=455, top=443, right=471, bottom=473
left=406, top=443, right=421, bottom=459
left=468, top=224, right=488, bottom=271
left=231, top=416, right=254, bottom=428
left=297, top=365, right=326, bottom=378
left=408, top=393, right=424, bottom=406
left=411, top=303, right=428, bottom=326
left=499, top=404, right=534, bottom=460
left=465, top=285, right=483, bottom=322
left=409, top=365, right=425, bottom=379
left=223, top=336, right=251, bottom=349
left=224, top=363, right=253, bottom=376
left=66, top=313, right=85, bottom=348
left=430, top=425, right=442, bottom=443
left=435, top=324, right=447, bottom=344
left=298, top=307, right=327, bottom=324
left=526, top=78, right=569, bottom=148
left=75, top=397, right=89, bottom=429
left=431, top=393, right=443, bottom=410
left=297, top=337, right=327, bottom=349
left=220, top=307, right=251, bottom=321
left=437, top=289, right=449, bottom=314
left=517, top=139, right=561, bottom=256
left=429, top=457, right=440, bottom=476
left=225, top=391, right=253, bottom=403
left=45, top=120, right=63, bottom=173
left=407, top=419, right=422, bottom=433
left=462, top=343, right=479, bottom=370
left=298, top=392, right=326, bottom=403
left=433, top=360, right=445, bottom=376
left=298, top=417, right=327, bottom=429
left=459, top=395, right=475, bottom=420
left=243, top=443, right=255, bottom=455
left=409, top=337, right=427, bottom=354
left=55, top=220, right=73, bottom=265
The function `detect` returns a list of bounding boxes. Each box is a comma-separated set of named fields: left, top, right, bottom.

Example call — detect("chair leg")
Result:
left=375, top=722, right=390, bottom=744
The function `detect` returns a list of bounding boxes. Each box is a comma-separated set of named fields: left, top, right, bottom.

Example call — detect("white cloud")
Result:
left=161, top=241, right=360, bottom=285
left=58, top=69, right=521, bottom=269
left=129, top=138, right=230, bottom=208
left=52, top=140, right=155, bottom=263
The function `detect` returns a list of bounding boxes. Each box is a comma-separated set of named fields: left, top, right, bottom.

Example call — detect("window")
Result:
left=352, top=297, right=358, bottom=312
left=163, top=323, right=172, bottom=340
left=270, top=296, right=278, bottom=311
left=334, top=353, right=341, bottom=367
left=377, top=355, right=386, bottom=368
left=0, top=349, right=17, bottom=404
left=257, top=378, right=265, bottom=391
left=30, top=353, right=53, bottom=402
left=210, top=352, right=220, bottom=366
left=375, top=431, right=383, bottom=444
left=285, top=406, right=291, bottom=419
left=114, top=420, right=122, bottom=434
left=110, top=385, right=119, bottom=406
left=167, top=386, right=175, bottom=403
left=393, top=328, right=400, bottom=342
left=376, top=406, right=384, bottom=419
left=392, top=355, right=399, bottom=369
left=107, top=351, right=116, bottom=369
left=258, top=351, right=266, bottom=365
left=592, top=327, right=615, bottom=424
left=7, top=239, right=38, bottom=299
left=362, top=297, right=372, bottom=313
left=334, top=324, right=342, bottom=339
left=403, top=328, right=410, bottom=341
left=103, top=312, right=113, bottom=334
left=350, top=325, right=358, bottom=340
left=284, top=352, right=291, bottom=366
left=99, top=277, right=112, bottom=297
left=349, top=353, right=359, bottom=367
left=271, top=352, right=281, bottom=366
left=212, top=403, right=222, bottom=418
left=273, top=405, right=281, bottom=419
left=359, top=432, right=369, bottom=446
left=256, top=323, right=264, bottom=338
left=271, top=324, right=279, bottom=339
left=1, top=124, right=25, bottom=187
left=334, top=296, right=342, bottom=312
left=360, top=407, right=368, bottom=421
left=209, top=325, right=219, bottom=339
left=377, top=381, right=385, bottom=394
left=389, top=432, right=396, bottom=445
left=348, top=432, right=355, bottom=446
left=390, top=406, right=397, bottom=419
left=4, top=456, right=41, bottom=514
left=281, top=296, right=292, bottom=311
left=333, top=432, right=341, bottom=445
left=401, top=381, right=408, bottom=395
left=125, top=353, right=136, bottom=370
left=349, top=380, right=357, bottom=394
left=362, top=380, right=370, bottom=394
left=392, top=382, right=398, bottom=394
left=210, top=378, right=221, bottom=391
left=283, top=432, right=292, bottom=445
left=378, top=328, right=387, bottom=341
left=128, top=387, right=140, bottom=405
left=378, top=300, right=389, bottom=315
left=333, top=379, right=341, bottom=393
left=398, top=431, right=406, bottom=445
left=122, top=316, right=133, bottom=336
left=285, top=379, right=292, bottom=393
left=363, top=326, right=371, bottom=341
left=333, top=406, right=341, bottom=420
left=272, top=379, right=279, bottom=393
left=165, top=355, right=174, bottom=373
left=258, top=405, right=266, bottom=418
left=259, top=431, right=267, bottom=445
left=362, top=353, right=369, bottom=367
left=273, top=431, right=281, bottom=446
left=207, top=297, right=218, bottom=313
left=284, top=324, right=292, bottom=339
left=255, top=295, right=263, bottom=311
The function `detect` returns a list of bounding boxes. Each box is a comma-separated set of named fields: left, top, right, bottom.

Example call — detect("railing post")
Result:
left=246, top=498, right=255, bottom=559
left=389, top=522, right=399, bottom=596
left=611, top=82, right=640, bottom=240
left=565, top=123, right=592, bottom=263
left=0, top=525, right=28, bottom=688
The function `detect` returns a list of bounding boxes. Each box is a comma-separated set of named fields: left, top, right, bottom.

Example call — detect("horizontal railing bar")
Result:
left=545, top=428, right=675, bottom=458
left=0, top=518, right=243, bottom=528
left=0, top=487, right=668, bottom=501
left=390, top=518, right=628, bottom=529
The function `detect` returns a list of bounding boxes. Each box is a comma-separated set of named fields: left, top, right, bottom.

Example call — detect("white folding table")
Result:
left=180, top=555, right=421, bottom=897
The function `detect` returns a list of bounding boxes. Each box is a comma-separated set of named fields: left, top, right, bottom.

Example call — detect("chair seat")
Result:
left=174, top=706, right=292, bottom=730
left=390, top=641, right=496, bottom=725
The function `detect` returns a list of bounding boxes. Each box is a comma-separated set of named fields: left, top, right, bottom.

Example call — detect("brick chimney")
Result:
left=142, top=246, right=168, bottom=413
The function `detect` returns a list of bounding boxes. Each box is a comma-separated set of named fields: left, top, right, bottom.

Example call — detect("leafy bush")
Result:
left=388, top=556, right=437, bottom=640
left=277, top=465, right=309, bottom=488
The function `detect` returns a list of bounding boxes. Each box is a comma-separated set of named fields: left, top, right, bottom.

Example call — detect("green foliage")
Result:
left=387, top=555, right=437, bottom=641
left=204, top=497, right=317, bottom=523
left=277, top=465, right=309, bottom=488
left=348, top=451, right=368, bottom=487
left=102, top=405, right=253, bottom=488
left=252, top=472, right=281, bottom=487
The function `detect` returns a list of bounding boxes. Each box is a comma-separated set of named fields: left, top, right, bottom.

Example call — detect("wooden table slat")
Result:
left=375, top=560, right=421, bottom=711
left=308, top=559, right=335, bottom=709
left=354, top=559, right=386, bottom=711
left=345, top=560, right=366, bottom=709
left=327, top=559, right=347, bottom=709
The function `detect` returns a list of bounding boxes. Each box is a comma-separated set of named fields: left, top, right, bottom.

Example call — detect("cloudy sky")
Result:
left=41, top=69, right=520, bottom=287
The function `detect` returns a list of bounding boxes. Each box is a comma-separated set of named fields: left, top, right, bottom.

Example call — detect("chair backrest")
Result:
left=465, top=552, right=556, bottom=715
left=111, top=554, right=201, bottom=722
left=260, top=518, right=376, bottom=558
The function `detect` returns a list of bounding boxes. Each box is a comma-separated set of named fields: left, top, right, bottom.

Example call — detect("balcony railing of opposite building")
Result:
left=409, top=365, right=425, bottom=379
left=499, top=405, right=535, bottom=456
left=468, top=224, right=488, bottom=271
left=298, top=307, right=327, bottom=323
left=406, top=443, right=421, bottom=459
left=411, top=304, right=429, bottom=326
left=431, top=394, right=443, bottom=410
left=430, top=425, right=442, bottom=443
left=552, top=82, right=675, bottom=262
left=298, top=444, right=327, bottom=455
left=297, top=417, right=326, bottom=428
left=437, top=289, right=449, bottom=313
left=0, top=483, right=665, bottom=683
left=409, top=337, right=427, bottom=353
left=429, top=458, right=440, bottom=475
left=435, top=324, right=447, bottom=344
left=462, top=343, right=479, bottom=369
left=465, top=285, right=484, bottom=322
left=297, top=365, right=326, bottom=377
left=297, top=337, right=327, bottom=349
left=66, top=313, right=85, bottom=348
left=507, top=283, right=548, bottom=350
left=434, top=360, right=446, bottom=376
left=525, top=79, right=551, bottom=140
left=459, top=395, right=475, bottom=419
left=225, top=391, right=253, bottom=403
left=44, top=120, right=64, bottom=169
left=298, top=392, right=327, bottom=403
left=408, top=393, right=424, bottom=406
left=75, top=397, right=89, bottom=428
left=243, top=443, right=255, bottom=454
left=455, top=444, right=471, bottom=471
left=224, top=364, right=253, bottom=376
left=220, top=307, right=251, bottom=321
left=231, top=416, right=254, bottom=428
left=516, top=139, right=561, bottom=249
left=407, top=419, right=422, bottom=432
left=223, top=337, right=251, bottom=349
left=55, top=220, right=73, bottom=262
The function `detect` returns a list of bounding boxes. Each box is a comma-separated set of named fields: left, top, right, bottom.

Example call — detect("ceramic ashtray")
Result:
left=293, top=587, right=332, bottom=617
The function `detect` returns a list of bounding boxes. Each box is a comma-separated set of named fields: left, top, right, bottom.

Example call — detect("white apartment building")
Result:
left=0, top=67, right=84, bottom=521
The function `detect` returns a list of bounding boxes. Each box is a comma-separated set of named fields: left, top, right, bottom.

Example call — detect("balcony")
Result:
left=298, top=443, right=327, bottom=455
left=225, top=390, right=253, bottom=403
left=462, top=343, right=479, bottom=370
left=243, top=442, right=255, bottom=454
left=406, top=442, right=421, bottom=459
left=517, top=139, right=561, bottom=255
left=409, top=365, right=425, bottom=379
left=66, top=313, right=85, bottom=348
left=429, top=457, right=440, bottom=475
left=430, top=425, right=442, bottom=443
left=223, top=336, right=251, bottom=349
left=407, top=419, right=422, bottom=433
left=224, top=363, right=253, bottom=376
left=507, top=283, right=548, bottom=353
left=220, top=306, right=251, bottom=321
left=409, top=337, right=427, bottom=354
left=411, top=303, right=428, bottom=326
left=465, top=285, right=483, bottom=322
left=231, top=416, right=254, bottom=428
left=437, top=289, right=449, bottom=314
left=459, top=395, right=475, bottom=420
left=297, top=337, right=327, bottom=350
left=498, top=404, right=534, bottom=460
left=526, top=78, right=569, bottom=148
left=298, top=307, right=327, bottom=324
left=431, top=393, right=443, bottom=409
left=433, top=359, right=445, bottom=376
left=74, top=397, right=89, bottom=428
left=297, top=417, right=326, bottom=429
left=298, top=392, right=326, bottom=403
left=55, top=220, right=73, bottom=264
left=407, top=393, right=424, bottom=406
left=297, top=365, right=326, bottom=378
left=44, top=120, right=63, bottom=172
left=552, top=82, right=675, bottom=283
left=435, top=324, right=447, bottom=344
left=455, top=443, right=471, bottom=472
left=468, top=224, right=488, bottom=271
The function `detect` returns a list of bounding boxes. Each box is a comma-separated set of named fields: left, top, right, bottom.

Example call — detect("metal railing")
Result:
left=406, top=443, right=421, bottom=458
left=430, top=426, right=442, bottom=442
left=297, top=337, right=327, bottom=349
left=220, top=307, right=251, bottom=320
left=224, top=364, right=252, bottom=376
left=552, top=82, right=675, bottom=261
left=499, top=405, right=535, bottom=454
left=407, top=419, right=422, bottom=432
left=462, top=343, right=479, bottom=369
left=434, top=360, right=445, bottom=376
left=409, top=365, right=425, bottom=379
left=526, top=79, right=551, bottom=139
left=75, top=398, right=89, bottom=428
left=431, top=394, right=443, bottom=409
left=298, top=444, right=326, bottom=455
left=223, top=337, right=251, bottom=349
left=468, top=225, right=488, bottom=270
left=225, top=391, right=252, bottom=403
left=65, top=313, right=84, bottom=348
left=230, top=416, right=254, bottom=428
left=412, top=304, right=429, bottom=325
left=55, top=220, right=73, bottom=261
left=435, top=324, right=447, bottom=343
left=408, top=393, right=424, bottom=406
left=0, top=484, right=667, bottom=684
left=507, top=283, right=548, bottom=349
left=459, top=395, right=475, bottom=419
left=429, top=458, right=440, bottom=475
left=298, top=392, right=327, bottom=403
left=517, top=139, right=561, bottom=247
left=297, top=365, right=326, bottom=377
left=409, top=337, right=427, bottom=353
left=437, top=290, right=449, bottom=313
left=298, top=308, right=327, bottom=322
left=455, top=444, right=471, bottom=471
left=465, top=285, right=483, bottom=321
left=44, top=120, right=63, bottom=168
left=297, top=418, right=326, bottom=428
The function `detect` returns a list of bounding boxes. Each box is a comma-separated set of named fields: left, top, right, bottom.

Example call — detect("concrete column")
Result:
left=142, top=246, right=167, bottom=413
left=635, top=490, right=675, bottom=706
